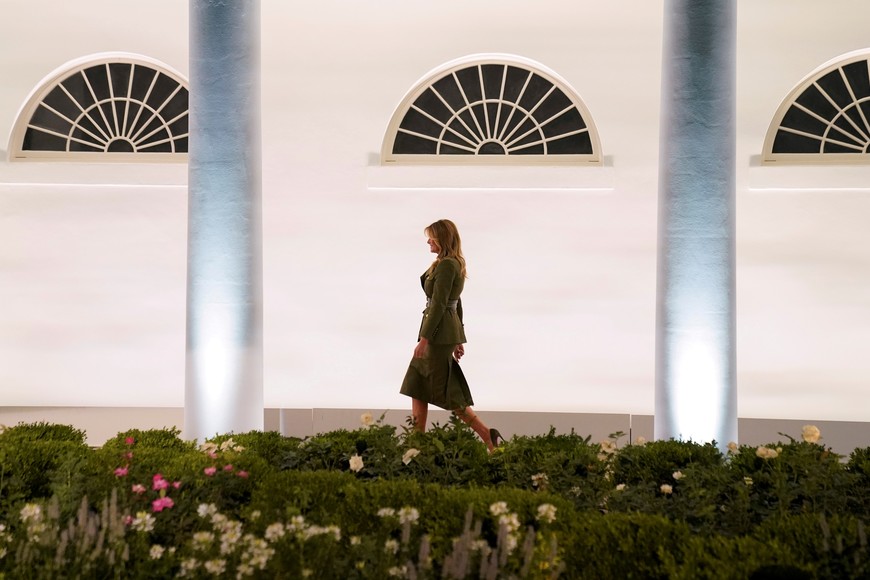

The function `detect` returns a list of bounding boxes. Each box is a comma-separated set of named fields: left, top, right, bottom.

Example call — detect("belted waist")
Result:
left=426, top=298, right=458, bottom=311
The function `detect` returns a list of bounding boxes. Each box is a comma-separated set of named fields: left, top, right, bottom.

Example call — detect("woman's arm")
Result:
left=418, top=259, right=458, bottom=342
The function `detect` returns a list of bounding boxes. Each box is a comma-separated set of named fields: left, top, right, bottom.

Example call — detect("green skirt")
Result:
left=400, top=343, right=474, bottom=411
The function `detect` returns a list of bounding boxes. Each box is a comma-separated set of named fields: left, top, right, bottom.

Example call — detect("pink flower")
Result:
left=236, top=471, right=249, bottom=479
left=132, top=484, right=146, bottom=495
left=207, top=452, right=218, bottom=459
left=114, top=466, right=129, bottom=478
left=151, top=497, right=174, bottom=512
left=204, top=467, right=217, bottom=476
left=125, top=452, right=134, bottom=460
left=172, top=481, right=182, bottom=489
left=125, top=437, right=135, bottom=446
left=152, top=474, right=169, bottom=491
left=123, top=515, right=134, bottom=526
left=223, top=464, right=234, bottom=472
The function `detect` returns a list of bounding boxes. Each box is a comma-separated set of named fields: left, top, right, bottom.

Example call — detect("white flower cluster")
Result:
left=660, top=484, right=673, bottom=495
left=360, top=412, right=374, bottom=427
left=200, top=438, right=245, bottom=457
left=402, top=448, right=420, bottom=465
left=0, top=524, right=10, bottom=559
left=756, top=446, right=779, bottom=460
left=727, top=441, right=739, bottom=454
left=531, top=473, right=549, bottom=489
left=598, top=440, right=618, bottom=461
left=188, top=504, right=276, bottom=577
left=802, top=425, right=821, bottom=444
left=262, top=514, right=340, bottom=543
left=672, top=471, right=684, bottom=481
left=489, top=502, right=521, bottom=553
left=19, top=503, right=47, bottom=541
left=349, top=454, right=364, bottom=473
left=377, top=506, right=420, bottom=525
left=131, top=511, right=156, bottom=533
left=536, top=503, right=557, bottom=524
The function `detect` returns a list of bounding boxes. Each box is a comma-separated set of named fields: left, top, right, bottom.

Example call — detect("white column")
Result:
left=655, top=0, right=737, bottom=448
left=184, top=0, right=263, bottom=442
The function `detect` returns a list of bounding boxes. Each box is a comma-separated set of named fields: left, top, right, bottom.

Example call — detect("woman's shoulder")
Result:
left=435, top=257, right=460, bottom=271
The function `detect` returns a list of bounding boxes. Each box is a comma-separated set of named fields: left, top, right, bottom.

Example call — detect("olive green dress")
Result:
left=400, top=258, right=474, bottom=410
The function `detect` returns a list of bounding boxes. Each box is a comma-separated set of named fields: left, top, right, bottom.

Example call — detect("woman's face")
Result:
left=427, top=236, right=440, bottom=254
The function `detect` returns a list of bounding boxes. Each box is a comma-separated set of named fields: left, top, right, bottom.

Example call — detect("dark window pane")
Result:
left=533, top=89, right=572, bottom=123
left=512, top=128, right=544, bottom=149
left=499, top=105, right=525, bottom=140
left=161, top=89, right=188, bottom=121
left=781, top=105, right=827, bottom=135
left=147, top=74, right=179, bottom=110
left=502, top=66, right=530, bottom=104
left=124, top=102, right=142, bottom=134
left=547, top=132, right=592, bottom=154
left=431, top=75, right=465, bottom=113
left=446, top=118, right=477, bottom=144
left=505, top=117, right=537, bottom=146
left=413, top=88, right=452, bottom=123
left=399, top=108, right=442, bottom=138
left=440, top=144, right=472, bottom=155
left=823, top=141, right=861, bottom=153
left=454, top=66, right=482, bottom=104
left=842, top=105, right=869, bottom=137
left=30, top=104, right=72, bottom=134
left=470, top=103, right=488, bottom=136
left=168, top=115, right=188, bottom=137
left=173, top=136, right=188, bottom=152
left=541, top=107, right=584, bottom=138
left=843, top=61, right=870, bottom=99
left=61, top=72, right=95, bottom=109
left=393, top=131, right=436, bottom=154
left=83, top=65, right=111, bottom=102
left=831, top=115, right=864, bottom=145
left=486, top=102, right=500, bottom=135
left=816, top=69, right=852, bottom=109
left=458, top=110, right=483, bottom=140
left=518, top=74, right=553, bottom=112
left=480, top=64, right=504, bottom=101
left=42, top=85, right=79, bottom=121
left=70, top=127, right=103, bottom=151
left=130, top=65, right=158, bottom=102
left=511, top=143, right=544, bottom=155
left=23, top=127, right=66, bottom=151
left=78, top=114, right=106, bottom=141
left=772, top=130, right=821, bottom=153
left=795, top=84, right=837, bottom=120
left=109, top=63, right=132, bottom=99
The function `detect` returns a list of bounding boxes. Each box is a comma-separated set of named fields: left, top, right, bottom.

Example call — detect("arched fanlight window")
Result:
left=382, top=54, right=602, bottom=165
left=8, top=53, right=188, bottom=162
left=763, top=49, right=870, bottom=164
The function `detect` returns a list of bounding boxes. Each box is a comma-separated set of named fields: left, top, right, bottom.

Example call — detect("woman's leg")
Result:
left=412, top=398, right=429, bottom=433
left=454, top=407, right=494, bottom=451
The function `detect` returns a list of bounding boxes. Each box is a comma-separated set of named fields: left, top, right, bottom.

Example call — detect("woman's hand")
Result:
left=413, top=337, right=429, bottom=359
left=453, top=344, right=464, bottom=361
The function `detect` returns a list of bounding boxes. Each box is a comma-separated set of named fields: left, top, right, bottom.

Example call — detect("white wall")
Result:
left=1, top=1, right=869, bottom=424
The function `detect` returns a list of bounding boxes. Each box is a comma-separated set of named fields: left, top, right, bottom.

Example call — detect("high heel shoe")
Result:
left=489, top=428, right=504, bottom=448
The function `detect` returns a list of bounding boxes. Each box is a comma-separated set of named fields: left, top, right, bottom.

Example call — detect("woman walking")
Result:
left=400, top=219, right=502, bottom=452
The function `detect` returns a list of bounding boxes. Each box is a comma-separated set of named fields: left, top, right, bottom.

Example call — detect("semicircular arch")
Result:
left=8, top=52, right=189, bottom=162
left=381, top=54, right=602, bottom=165
left=763, top=48, right=870, bottom=164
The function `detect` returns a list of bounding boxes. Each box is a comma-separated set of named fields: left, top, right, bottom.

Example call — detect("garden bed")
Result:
left=0, top=417, right=868, bottom=578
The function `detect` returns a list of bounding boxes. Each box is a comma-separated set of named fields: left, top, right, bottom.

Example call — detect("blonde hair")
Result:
left=425, top=219, right=467, bottom=278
